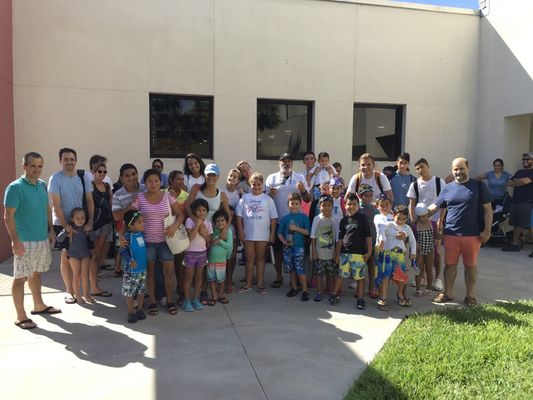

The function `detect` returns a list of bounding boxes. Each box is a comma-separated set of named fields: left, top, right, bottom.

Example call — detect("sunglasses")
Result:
left=97, top=170, right=107, bottom=174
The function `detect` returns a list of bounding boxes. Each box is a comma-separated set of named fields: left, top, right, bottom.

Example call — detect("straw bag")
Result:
left=163, top=194, right=189, bottom=254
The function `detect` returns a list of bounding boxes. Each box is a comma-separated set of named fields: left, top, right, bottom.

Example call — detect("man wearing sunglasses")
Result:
left=503, top=152, right=533, bottom=256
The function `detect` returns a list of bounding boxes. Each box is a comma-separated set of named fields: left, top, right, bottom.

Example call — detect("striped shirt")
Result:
left=132, top=192, right=176, bottom=243
left=112, top=184, right=144, bottom=212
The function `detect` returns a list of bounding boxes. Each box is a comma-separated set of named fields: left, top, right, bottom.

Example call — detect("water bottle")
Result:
left=286, top=219, right=295, bottom=246
left=412, top=259, right=420, bottom=275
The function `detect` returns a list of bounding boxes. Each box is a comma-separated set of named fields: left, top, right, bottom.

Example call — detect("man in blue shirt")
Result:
left=428, top=158, right=492, bottom=305
left=4, top=152, right=60, bottom=329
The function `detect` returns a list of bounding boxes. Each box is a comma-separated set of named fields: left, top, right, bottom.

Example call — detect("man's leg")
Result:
left=27, top=272, right=46, bottom=311
left=464, top=265, right=477, bottom=299
left=443, top=263, right=458, bottom=298
left=12, top=277, right=29, bottom=322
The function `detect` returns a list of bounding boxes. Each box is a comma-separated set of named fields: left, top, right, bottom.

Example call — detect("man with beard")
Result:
left=502, top=152, right=533, bottom=256
left=428, top=158, right=492, bottom=306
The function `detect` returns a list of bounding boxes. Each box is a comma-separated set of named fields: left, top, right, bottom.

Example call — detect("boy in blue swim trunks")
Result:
left=121, top=210, right=148, bottom=323
left=277, top=192, right=311, bottom=301
left=332, top=193, right=372, bottom=309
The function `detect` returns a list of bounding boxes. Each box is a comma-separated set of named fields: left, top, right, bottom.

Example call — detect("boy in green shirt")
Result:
left=207, top=209, right=233, bottom=305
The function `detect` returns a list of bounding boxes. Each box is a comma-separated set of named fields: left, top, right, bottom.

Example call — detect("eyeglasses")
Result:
left=97, top=170, right=107, bottom=174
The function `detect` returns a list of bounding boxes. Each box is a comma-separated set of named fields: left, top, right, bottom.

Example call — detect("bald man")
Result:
left=428, top=158, right=492, bottom=305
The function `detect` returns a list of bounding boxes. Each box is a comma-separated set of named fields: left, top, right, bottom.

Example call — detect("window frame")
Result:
left=256, top=98, right=314, bottom=161
left=352, top=103, right=404, bottom=162
left=149, top=93, right=214, bottom=159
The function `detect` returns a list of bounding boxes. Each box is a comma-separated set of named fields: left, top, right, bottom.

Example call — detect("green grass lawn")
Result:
left=346, top=300, right=533, bottom=400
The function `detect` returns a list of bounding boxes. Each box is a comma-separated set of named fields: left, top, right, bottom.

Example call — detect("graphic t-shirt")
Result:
left=310, top=214, right=339, bottom=260
left=338, top=212, right=371, bottom=254
left=236, top=193, right=279, bottom=241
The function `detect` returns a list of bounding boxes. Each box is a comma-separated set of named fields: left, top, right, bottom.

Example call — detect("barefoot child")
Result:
left=331, top=194, right=372, bottom=309
left=121, top=210, right=147, bottom=323
left=207, top=209, right=233, bottom=305
left=277, top=192, right=311, bottom=301
left=182, top=199, right=212, bottom=312
left=56, top=208, right=95, bottom=304
left=377, top=206, right=416, bottom=308
left=310, top=195, right=339, bottom=301
left=413, top=203, right=435, bottom=297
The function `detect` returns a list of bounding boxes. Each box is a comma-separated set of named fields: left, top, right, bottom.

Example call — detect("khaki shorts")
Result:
left=13, top=241, right=52, bottom=279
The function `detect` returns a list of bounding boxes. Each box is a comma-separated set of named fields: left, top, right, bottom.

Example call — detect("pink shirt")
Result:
left=185, top=217, right=213, bottom=251
left=132, top=192, right=176, bottom=243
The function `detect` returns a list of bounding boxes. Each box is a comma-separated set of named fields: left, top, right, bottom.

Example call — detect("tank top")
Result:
left=196, top=189, right=222, bottom=222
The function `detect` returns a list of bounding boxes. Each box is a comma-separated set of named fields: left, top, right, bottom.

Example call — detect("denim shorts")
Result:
left=146, top=241, right=174, bottom=262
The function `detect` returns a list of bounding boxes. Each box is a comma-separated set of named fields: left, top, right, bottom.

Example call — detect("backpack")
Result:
left=413, top=176, right=441, bottom=202
left=354, top=171, right=384, bottom=194
left=92, top=181, right=113, bottom=231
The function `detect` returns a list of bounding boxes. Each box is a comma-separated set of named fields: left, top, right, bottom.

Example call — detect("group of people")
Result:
left=5, top=147, right=532, bottom=328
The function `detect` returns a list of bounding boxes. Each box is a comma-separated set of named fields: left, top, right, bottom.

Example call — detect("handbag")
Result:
left=163, top=193, right=190, bottom=254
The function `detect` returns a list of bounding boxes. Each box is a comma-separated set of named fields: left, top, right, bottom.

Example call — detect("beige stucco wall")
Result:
left=13, top=0, right=480, bottom=182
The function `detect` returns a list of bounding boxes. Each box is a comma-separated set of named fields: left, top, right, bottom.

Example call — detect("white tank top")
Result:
left=196, top=190, right=222, bottom=222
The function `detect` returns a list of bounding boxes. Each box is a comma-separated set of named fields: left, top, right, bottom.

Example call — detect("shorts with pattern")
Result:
left=283, top=246, right=305, bottom=275
left=207, top=262, right=226, bottom=283
left=122, top=270, right=147, bottom=297
left=13, top=240, right=52, bottom=279
left=313, top=259, right=337, bottom=276
left=184, top=250, right=208, bottom=268
left=375, top=247, right=408, bottom=285
left=337, top=253, right=367, bottom=280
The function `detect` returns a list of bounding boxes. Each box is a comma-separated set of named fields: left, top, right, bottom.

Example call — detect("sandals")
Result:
left=218, top=297, right=229, bottom=304
left=147, top=303, right=158, bottom=316
left=369, top=289, right=379, bottom=299
left=200, top=291, right=208, bottom=305
left=207, top=299, right=217, bottom=306
left=167, top=303, right=179, bottom=315
left=415, top=289, right=423, bottom=297
left=433, top=293, right=453, bottom=303
left=258, top=287, right=268, bottom=295
left=15, top=319, right=37, bottom=330
left=464, top=296, right=477, bottom=306
left=377, top=298, right=389, bottom=311
left=238, top=286, right=252, bottom=293
left=64, top=295, right=77, bottom=304
left=270, top=279, right=283, bottom=288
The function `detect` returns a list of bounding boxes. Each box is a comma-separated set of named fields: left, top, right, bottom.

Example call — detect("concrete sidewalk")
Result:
left=0, top=245, right=531, bottom=400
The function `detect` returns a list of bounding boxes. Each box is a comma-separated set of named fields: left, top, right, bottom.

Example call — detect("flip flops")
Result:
left=90, top=290, right=112, bottom=298
left=31, top=306, right=62, bottom=315
left=433, top=293, right=453, bottom=303
left=270, top=279, right=283, bottom=288
left=218, top=297, right=229, bottom=304
left=15, top=319, right=37, bottom=330
left=64, top=295, right=77, bottom=304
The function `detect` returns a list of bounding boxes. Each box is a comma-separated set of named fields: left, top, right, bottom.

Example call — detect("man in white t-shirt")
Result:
left=347, top=153, right=393, bottom=201
left=265, top=153, right=311, bottom=288
left=406, top=157, right=447, bottom=291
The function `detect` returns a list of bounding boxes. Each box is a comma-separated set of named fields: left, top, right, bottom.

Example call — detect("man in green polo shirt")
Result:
left=4, top=152, right=60, bottom=330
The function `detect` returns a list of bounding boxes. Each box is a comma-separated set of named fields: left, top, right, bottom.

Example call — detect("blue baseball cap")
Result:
left=204, top=163, right=220, bottom=176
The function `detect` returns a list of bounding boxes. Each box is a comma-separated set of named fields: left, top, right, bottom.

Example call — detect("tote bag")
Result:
left=163, top=194, right=190, bottom=254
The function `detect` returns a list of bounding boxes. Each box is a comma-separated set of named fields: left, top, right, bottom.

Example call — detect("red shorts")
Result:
left=443, top=235, right=481, bottom=267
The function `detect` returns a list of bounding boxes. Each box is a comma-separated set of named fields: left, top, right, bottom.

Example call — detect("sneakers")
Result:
left=127, top=312, right=138, bottom=323
left=377, top=298, right=389, bottom=311
left=313, top=292, right=322, bottom=302
left=329, top=294, right=340, bottom=305
left=502, top=244, right=520, bottom=252
left=191, top=298, right=204, bottom=310
left=136, top=310, right=146, bottom=320
left=356, top=298, right=366, bottom=310
left=286, top=288, right=299, bottom=297
left=301, top=291, right=309, bottom=302
left=432, top=278, right=444, bottom=292
left=182, top=299, right=194, bottom=312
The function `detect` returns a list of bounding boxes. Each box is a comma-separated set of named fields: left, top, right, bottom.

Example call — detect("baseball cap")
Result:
left=279, top=153, right=293, bottom=161
left=358, top=184, right=374, bottom=195
left=204, top=163, right=220, bottom=176
left=415, top=203, right=429, bottom=217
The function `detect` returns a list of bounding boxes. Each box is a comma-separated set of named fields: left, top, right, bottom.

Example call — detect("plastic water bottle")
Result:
left=412, top=259, right=420, bottom=275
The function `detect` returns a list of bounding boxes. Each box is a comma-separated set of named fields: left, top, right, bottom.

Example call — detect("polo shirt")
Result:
left=4, top=177, right=49, bottom=241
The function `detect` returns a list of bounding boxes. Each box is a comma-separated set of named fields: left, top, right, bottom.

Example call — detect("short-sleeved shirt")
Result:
left=236, top=193, right=279, bottom=241
left=208, top=227, right=233, bottom=263
left=485, top=170, right=511, bottom=201
left=359, top=202, right=378, bottom=241
left=131, top=192, right=176, bottom=243
left=310, top=214, right=339, bottom=260
left=435, top=179, right=491, bottom=236
left=390, top=173, right=416, bottom=207
left=184, top=175, right=205, bottom=193
left=338, top=212, right=372, bottom=255
left=509, top=169, right=533, bottom=203
left=122, top=231, right=147, bottom=273
left=112, top=184, right=144, bottom=212
left=407, top=176, right=447, bottom=222
left=265, top=171, right=309, bottom=219
left=48, top=170, right=93, bottom=226
left=347, top=172, right=391, bottom=201
left=277, top=212, right=310, bottom=248
left=4, top=177, right=49, bottom=242
left=185, top=217, right=213, bottom=251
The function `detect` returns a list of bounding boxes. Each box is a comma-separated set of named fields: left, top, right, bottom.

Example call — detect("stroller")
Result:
left=488, top=192, right=514, bottom=247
